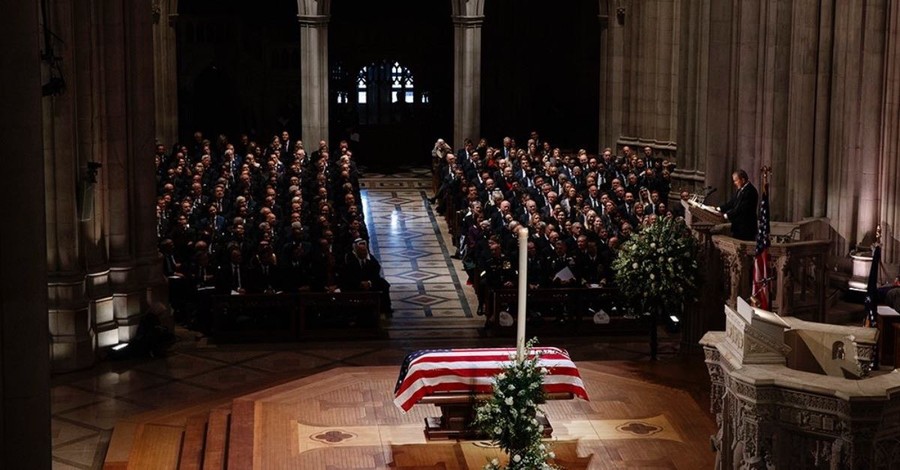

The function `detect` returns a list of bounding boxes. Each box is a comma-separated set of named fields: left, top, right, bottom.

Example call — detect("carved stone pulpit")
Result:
left=712, top=235, right=830, bottom=322
left=721, top=297, right=791, bottom=365
left=701, top=299, right=896, bottom=469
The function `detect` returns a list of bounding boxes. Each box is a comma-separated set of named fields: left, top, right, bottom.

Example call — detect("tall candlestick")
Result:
left=516, top=226, right=528, bottom=361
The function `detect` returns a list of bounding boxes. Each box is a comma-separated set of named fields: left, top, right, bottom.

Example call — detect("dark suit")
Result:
left=719, top=183, right=759, bottom=241
left=215, top=262, right=248, bottom=294
left=341, top=254, right=392, bottom=312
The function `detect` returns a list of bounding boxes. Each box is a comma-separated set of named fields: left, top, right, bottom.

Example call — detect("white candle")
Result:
left=516, top=226, right=528, bottom=361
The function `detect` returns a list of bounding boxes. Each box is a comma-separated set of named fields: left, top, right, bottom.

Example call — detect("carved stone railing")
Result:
left=701, top=299, right=899, bottom=469
left=712, top=236, right=830, bottom=322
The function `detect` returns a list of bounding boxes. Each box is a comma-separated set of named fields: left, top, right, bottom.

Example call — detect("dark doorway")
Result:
left=481, top=0, right=600, bottom=152
left=190, top=65, right=234, bottom=137
left=176, top=0, right=300, bottom=145
left=329, top=0, right=453, bottom=171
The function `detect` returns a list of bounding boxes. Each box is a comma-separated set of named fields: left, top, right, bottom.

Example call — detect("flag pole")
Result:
left=516, top=226, right=528, bottom=362
left=751, top=166, right=772, bottom=310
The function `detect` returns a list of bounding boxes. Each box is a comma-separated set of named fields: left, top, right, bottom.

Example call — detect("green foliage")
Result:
left=474, top=340, right=560, bottom=470
left=611, top=217, right=700, bottom=313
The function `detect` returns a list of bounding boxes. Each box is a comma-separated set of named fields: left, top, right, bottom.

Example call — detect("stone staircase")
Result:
left=103, top=377, right=282, bottom=469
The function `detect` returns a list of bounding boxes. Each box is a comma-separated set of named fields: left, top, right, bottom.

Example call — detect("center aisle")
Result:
left=360, top=174, right=482, bottom=339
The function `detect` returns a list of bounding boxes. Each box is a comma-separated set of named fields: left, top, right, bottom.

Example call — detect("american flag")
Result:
left=753, top=181, right=771, bottom=310
left=393, top=347, right=589, bottom=412
left=864, top=245, right=881, bottom=328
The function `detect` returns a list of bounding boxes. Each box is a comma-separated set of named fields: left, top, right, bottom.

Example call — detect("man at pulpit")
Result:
left=717, top=169, right=759, bottom=241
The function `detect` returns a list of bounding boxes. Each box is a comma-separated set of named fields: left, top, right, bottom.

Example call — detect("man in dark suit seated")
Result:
left=717, top=169, right=759, bottom=241
left=340, top=238, right=393, bottom=316
left=215, top=246, right=248, bottom=295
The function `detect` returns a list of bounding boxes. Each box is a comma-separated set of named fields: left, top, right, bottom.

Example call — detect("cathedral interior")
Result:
left=1, top=0, right=900, bottom=468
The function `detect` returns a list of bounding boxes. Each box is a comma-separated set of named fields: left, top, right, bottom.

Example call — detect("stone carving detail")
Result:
left=743, top=325, right=792, bottom=357
left=747, top=338, right=768, bottom=354
left=854, top=343, right=876, bottom=377
left=726, top=322, right=743, bottom=349
left=701, top=343, right=900, bottom=469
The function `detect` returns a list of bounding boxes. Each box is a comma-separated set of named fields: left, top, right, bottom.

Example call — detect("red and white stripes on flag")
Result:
left=393, top=347, right=589, bottom=412
left=754, top=181, right=771, bottom=310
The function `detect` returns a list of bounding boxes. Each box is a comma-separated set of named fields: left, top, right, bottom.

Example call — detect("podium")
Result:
left=683, top=199, right=726, bottom=226
left=712, top=235, right=830, bottom=321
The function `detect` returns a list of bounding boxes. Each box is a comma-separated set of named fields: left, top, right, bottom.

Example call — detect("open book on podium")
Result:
left=683, top=199, right=726, bottom=225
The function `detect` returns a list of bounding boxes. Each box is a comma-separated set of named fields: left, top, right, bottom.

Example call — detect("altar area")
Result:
left=103, top=362, right=714, bottom=469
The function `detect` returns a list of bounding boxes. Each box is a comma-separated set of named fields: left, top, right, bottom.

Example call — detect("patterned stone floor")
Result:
left=362, top=185, right=482, bottom=339
left=49, top=171, right=705, bottom=469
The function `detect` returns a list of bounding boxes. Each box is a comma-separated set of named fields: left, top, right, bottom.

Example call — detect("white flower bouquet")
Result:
left=474, top=340, right=560, bottom=470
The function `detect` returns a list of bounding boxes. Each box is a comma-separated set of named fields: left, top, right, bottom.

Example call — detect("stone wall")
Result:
left=43, top=0, right=165, bottom=371
left=600, top=0, right=900, bottom=264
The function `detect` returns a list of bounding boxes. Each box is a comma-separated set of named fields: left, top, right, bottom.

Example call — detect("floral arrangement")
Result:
left=611, top=216, right=699, bottom=314
left=474, top=341, right=559, bottom=470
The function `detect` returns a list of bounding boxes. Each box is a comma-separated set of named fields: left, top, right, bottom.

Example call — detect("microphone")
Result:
left=705, top=186, right=717, bottom=197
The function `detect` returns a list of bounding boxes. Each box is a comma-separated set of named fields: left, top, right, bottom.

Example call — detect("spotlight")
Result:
left=111, top=342, right=129, bottom=351
left=665, top=314, right=681, bottom=333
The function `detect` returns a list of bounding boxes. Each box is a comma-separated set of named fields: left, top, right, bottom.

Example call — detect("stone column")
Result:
left=121, top=0, right=165, bottom=344
left=452, top=15, right=483, bottom=148
left=152, top=0, right=179, bottom=145
left=597, top=2, right=612, bottom=150
left=879, top=0, right=900, bottom=263
left=45, top=0, right=93, bottom=372
left=298, top=14, right=329, bottom=145
left=0, top=0, right=52, bottom=466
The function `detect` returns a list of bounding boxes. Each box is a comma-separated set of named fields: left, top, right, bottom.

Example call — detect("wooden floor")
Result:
left=104, top=361, right=715, bottom=469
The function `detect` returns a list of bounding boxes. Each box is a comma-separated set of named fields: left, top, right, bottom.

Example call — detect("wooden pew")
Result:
left=210, top=291, right=384, bottom=342
left=486, top=286, right=647, bottom=334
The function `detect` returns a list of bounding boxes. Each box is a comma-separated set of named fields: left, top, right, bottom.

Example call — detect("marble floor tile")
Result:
left=238, top=351, right=339, bottom=374
left=180, top=349, right=273, bottom=365
left=68, top=370, right=170, bottom=399
left=119, top=381, right=217, bottom=410
left=132, top=353, right=226, bottom=380
left=52, top=418, right=99, bottom=448
left=57, top=398, right=149, bottom=431
left=51, top=460, right=86, bottom=470
left=51, top=386, right=107, bottom=415
left=181, top=365, right=274, bottom=391
left=52, top=432, right=108, bottom=469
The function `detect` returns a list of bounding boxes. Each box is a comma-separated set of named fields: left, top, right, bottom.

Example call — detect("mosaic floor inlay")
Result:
left=360, top=185, right=481, bottom=338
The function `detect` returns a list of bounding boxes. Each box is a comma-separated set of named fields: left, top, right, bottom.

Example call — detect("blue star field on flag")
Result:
left=753, top=182, right=771, bottom=310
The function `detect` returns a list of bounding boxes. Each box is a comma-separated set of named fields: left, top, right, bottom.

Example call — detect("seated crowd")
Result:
left=156, top=130, right=391, bottom=332
left=430, top=133, right=685, bottom=325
